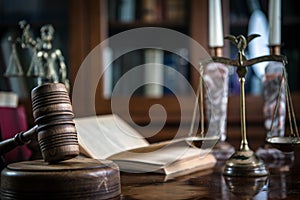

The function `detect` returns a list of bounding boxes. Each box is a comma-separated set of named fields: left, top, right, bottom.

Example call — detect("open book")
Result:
left=74, top=115, right=216, bottom=177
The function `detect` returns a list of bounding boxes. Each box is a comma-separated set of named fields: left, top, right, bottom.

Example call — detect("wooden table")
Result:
left=120, top=146, right=300, bottom=200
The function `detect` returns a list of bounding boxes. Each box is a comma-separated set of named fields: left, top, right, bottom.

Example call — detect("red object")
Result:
left=0, top=106, right=32, bottom=164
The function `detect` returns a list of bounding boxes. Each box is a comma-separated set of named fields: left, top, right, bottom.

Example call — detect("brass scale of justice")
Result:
left=189, top=34, right=299, bottom=177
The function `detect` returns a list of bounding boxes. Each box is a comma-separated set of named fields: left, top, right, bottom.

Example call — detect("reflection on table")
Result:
left=120, top=147, right=300, bottom=200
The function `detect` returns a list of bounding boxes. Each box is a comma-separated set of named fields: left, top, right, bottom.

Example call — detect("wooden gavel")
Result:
left=0, top=83, right=79, bottom=163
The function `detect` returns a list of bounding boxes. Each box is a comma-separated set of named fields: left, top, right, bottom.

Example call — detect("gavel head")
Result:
left=31, top=83, right=79, bottom=163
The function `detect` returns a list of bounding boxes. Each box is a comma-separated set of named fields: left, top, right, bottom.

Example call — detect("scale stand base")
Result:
left=223, top=149, right=268, bottom=177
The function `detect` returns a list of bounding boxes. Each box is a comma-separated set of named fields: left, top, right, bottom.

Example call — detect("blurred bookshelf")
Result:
left=105, top=0, right=190, bottom=98
left=68, top=0, right=210, bottom=129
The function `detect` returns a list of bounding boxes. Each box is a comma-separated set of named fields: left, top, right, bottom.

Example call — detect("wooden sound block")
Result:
left=1, top=157, right=121, bottom=200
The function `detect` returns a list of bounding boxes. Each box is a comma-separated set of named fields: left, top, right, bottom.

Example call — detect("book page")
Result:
left=74, top=114, right=149, bottom=159
left=161, top=154, right=216, bottom=175
left=108, top=141, right=211, bottom=169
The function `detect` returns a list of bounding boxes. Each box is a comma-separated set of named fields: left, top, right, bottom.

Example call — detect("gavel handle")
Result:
left=0, top=125, right=38, bottom=155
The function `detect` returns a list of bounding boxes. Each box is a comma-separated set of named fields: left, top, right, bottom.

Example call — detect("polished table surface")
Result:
left=119, top=146, right=300, bottom=200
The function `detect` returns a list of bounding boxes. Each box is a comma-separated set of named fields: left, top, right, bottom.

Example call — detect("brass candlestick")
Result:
left=269, top=45, right=281, bottom=56
left=210, top=47, right=223, bottom=57
left=202, top=34, right=287, bottom=177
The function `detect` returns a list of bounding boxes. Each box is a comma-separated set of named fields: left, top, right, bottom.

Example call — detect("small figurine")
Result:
left=18, top=21, right=44, bottom=83
left=4, top=20, right=69, bottom=92
left=37, top=24, right=69, bottom=91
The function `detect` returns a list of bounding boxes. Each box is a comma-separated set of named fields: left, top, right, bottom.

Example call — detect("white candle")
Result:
left=209, top=0, right=224, bottom=47
left=269, top=0, right=281, bottom=45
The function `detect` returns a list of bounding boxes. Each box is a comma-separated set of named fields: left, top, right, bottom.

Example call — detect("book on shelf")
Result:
left=107, top=48, right=191, bottom=97
left=112, top=50, right=144, bottom=96
left=74, top=114, right=216, bottom=176
left=107, top=0, right=186, bottom=24
left=164, top=0, right=187, bottom=23
left=108, top=0, right=136, bottom=22
left=139, top=0, right=186, bottom=23
left=144, top=48, right=164, bottom=97
left=102, top=46, right=113, bottom=98
left=140, top=0, right=162, bottom=22
left=163, top=48, right=190, bottom=95
left=118, top=0, right=136, bottom=22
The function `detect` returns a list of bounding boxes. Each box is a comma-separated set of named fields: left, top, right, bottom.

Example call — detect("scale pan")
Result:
left=185, top=136, right=219, bottom=148
left=266, top=136, right=300, bottom=152
left=186, top=136, right=220, bottom=141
